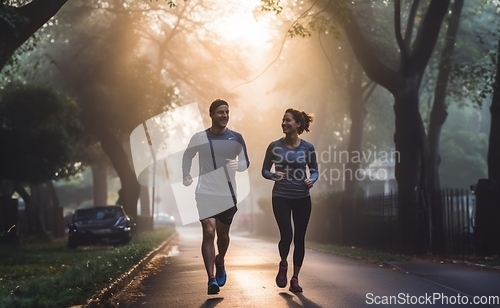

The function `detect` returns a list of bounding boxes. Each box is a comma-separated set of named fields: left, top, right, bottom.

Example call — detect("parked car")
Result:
left=67, top=205, right=133, bottom=249
left=153, top=213, right=176, bottom=228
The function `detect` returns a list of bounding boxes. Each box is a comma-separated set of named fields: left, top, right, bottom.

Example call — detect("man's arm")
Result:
left=236, top=134, right=250, bottom=172
left=182, top=134, right=198, bottom=185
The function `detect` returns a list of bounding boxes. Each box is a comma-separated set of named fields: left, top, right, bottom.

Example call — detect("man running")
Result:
left=182, top=99, right=250, bottom=295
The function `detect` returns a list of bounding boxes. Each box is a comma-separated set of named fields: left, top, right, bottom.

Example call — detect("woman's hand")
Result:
left=273, top=171, right=285, bottom=181
left=304, top=178, right=313, bottom=188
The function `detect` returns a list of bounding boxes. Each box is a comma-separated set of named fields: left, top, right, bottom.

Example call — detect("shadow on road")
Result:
left=199, top=297, right=224, bottom=307
left=279, top=292, right=324, bottom=308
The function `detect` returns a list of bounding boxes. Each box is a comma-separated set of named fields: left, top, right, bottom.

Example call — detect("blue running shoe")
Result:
left=207, top=277, right=220, bottom=295
left=215, top=254, right=227, bottom=286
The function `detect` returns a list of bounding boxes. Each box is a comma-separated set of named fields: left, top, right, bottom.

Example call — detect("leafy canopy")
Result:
left=0, top=83, right=83, bottom=184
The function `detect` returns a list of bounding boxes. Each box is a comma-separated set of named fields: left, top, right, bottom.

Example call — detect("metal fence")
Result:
left=441, top=189, right=475, bottom=257
left=351, top=189, right=476, bottom=257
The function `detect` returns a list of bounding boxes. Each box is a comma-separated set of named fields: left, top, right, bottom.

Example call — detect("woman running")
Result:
left=261, top=108, right=318, bottom=293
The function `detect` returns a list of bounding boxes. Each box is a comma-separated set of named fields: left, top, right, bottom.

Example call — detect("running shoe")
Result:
left=215, top=254, right=227, bottom=286
left=289, top=277, right=303, bottom=293
left=275, top=262, right=288, bottom=288
left=207, top=277, right=220, bottom=295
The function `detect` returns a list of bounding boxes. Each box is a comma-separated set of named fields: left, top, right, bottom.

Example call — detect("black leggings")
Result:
left=272, top=196, right=311, bottom=267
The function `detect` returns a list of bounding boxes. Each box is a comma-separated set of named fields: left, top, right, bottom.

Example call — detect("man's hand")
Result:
left=183, top=174, right=193, bottom=186
left=226, top=159, right=239, bottom=170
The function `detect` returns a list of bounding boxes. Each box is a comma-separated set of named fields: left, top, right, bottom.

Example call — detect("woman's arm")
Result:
left=308, top=144, right=319, bottom=183
left=262, top=141, right=277, bottom=180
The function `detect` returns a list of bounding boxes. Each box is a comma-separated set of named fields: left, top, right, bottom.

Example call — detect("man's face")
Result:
left=211, top=105, right=229, bottom=129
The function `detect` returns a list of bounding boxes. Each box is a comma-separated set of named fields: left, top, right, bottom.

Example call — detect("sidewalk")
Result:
left=80, top=229, right=500, bottom=307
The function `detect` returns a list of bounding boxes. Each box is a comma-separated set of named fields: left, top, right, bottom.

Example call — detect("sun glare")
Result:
left=210, top=1, right=273, bottom=48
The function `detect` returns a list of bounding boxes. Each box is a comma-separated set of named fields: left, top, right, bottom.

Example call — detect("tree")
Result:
left=0, top=0, right=68, bottom=72
left=50, top=5, right=171, bottom=220
left=0, top=83, right=83, bottom=236
left=0, top=83, right=82, bottom=183
left=440, top=130, right=487, bottom=189
left=426, top=0, right=463, bottom=193
left=343, top=1, right=450, bottom=221
left=15, top=0, right=256, bottom=221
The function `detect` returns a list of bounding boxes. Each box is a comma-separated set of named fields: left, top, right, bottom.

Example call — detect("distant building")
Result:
left=361, top=158, right=397, bottom=196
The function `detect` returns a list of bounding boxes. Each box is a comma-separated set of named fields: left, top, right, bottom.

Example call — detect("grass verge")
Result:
left=0, top=227, right=175, bottom=308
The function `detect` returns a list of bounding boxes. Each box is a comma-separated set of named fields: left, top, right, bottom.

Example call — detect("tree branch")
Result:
left=343, top=8, right=402, bottom=94
left=0, top=0, right=68, bottom=70
left=14, top=0, right=68, bottom=51
left=404, top=0, right=420, bottom=47
left=394, top=0, right=409, bottom=64
left=408, top=0, right=450, bottom=76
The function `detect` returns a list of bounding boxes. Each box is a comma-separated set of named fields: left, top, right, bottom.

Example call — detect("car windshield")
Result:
left=74, top=207, right=123, bottom=222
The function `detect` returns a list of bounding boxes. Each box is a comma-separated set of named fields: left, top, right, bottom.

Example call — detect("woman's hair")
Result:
left=285, top=108, right=314, bottom=135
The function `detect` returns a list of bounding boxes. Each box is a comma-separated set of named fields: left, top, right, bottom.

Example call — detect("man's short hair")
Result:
left=209, top=99, right=229, bottom=115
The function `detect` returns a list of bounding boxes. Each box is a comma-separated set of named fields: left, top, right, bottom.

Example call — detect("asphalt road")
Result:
left=113, top=225, right=500, bottom=308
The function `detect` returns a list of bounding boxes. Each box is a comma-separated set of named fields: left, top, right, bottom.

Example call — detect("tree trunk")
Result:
left=427, top=0, right=463, bottom=192
left=393, top=87, right=429, bottom=253
left=47, top=181, right=60, bottom=208
left=13, top=183, right=47, bottom=238
left=427, top=0, right=464, bottom=255
left=29, top=184, right=48, bottom=238
left=91, top=164, right=108, bottom=205
left=98, top=127, right=139, bottom=220
left=140, top=186, right=150, bottom=216
left=488, top=35, right=500, bottom=185
left=341, top=61, right=368, bottom=244
left=13, top=182, right=33, bottom=234
left=46, top=180, right=65, bottom=238
left=343, top=0, right=449, bottom=253
left=0, top=0, right=68, bottom=71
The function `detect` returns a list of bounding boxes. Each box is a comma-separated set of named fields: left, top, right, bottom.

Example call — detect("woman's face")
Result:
left=282, top=112, right=300, bottom=134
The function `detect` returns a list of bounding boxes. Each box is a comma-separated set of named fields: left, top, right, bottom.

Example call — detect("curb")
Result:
left=444, top=258, right=500, bottom=271
left=79, top=231, right=178, bottom=308
left=380, top=257, right=500, bottom=274
left=306, top=244, right=500, bottom=272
